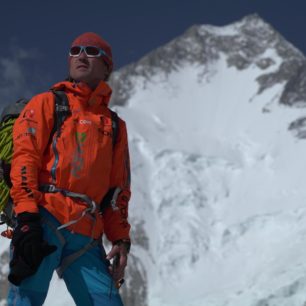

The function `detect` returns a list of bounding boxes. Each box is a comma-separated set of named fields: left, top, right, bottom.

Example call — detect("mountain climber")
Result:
left=7, top=32, right=131, bottom=306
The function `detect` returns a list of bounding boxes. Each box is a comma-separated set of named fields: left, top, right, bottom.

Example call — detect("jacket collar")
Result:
left=51, top=80, right=112, bottom=107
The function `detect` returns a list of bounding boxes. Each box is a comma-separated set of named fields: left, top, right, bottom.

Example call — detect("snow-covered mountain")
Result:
left=110, top=14, right=306, bottom=306
left=2, top=14, right=306, bottom=306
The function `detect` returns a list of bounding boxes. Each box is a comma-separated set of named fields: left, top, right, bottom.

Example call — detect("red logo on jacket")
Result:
left=23, top=109, right=35, bottom=119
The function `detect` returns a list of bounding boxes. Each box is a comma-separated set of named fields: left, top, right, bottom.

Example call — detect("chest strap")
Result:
left=39, top=184, right=97, bottom=230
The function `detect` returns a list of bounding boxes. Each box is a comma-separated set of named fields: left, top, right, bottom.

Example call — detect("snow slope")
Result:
left=122, top=53, right=306, bottom=306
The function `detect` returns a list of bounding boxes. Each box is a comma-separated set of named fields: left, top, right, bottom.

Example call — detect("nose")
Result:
left=78, top=50, right=87, bottom=59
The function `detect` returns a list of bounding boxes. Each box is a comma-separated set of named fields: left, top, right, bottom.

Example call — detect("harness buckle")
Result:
left=48, top=185, right=56, bottom=192
left=110, top=199, right=119, bottom=211
left=90, top=200, right=97, bottom=214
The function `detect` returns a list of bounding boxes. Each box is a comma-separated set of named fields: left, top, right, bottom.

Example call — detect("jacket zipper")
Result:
left=51, top=136, right=60, bottom=182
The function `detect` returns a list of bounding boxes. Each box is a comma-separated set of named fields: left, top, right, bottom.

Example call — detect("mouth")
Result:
left=76, top=64, right=89, bottom=69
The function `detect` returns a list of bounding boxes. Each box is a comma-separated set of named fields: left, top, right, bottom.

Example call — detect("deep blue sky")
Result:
left=0, top=0, right=305, bottom=99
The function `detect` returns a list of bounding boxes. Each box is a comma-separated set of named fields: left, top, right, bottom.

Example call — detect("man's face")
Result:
left=69, top=49, right=109, bottom=88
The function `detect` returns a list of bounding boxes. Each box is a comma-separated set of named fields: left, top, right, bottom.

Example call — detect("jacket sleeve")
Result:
left=10, top=93, right=55, bottom=214
left=103, top=118, right=132, bottom=243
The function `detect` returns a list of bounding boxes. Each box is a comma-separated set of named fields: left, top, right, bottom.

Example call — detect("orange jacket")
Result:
left=10, top=80, right=131, bottom=241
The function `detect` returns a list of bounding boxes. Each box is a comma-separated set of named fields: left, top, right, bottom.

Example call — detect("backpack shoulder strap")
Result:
left=51, top=90, right=71, bottom=139
left=109, top=109, right=119, bottom=148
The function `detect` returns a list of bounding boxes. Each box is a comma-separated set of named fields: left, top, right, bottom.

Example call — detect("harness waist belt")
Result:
left=39, top=184, right=97, bottom=230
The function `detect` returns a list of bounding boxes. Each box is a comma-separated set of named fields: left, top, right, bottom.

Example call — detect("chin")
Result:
left=71, top=75, right=90, bottom=83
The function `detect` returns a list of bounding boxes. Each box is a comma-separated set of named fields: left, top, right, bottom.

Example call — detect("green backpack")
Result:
left=0, top=101, right=24, bottom=227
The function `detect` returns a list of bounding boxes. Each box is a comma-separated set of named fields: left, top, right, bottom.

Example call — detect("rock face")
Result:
left=0, top=250, right=9, bottom=299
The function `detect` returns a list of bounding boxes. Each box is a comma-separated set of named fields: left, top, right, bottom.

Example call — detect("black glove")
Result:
left=8, top=212, right=57, bottom=286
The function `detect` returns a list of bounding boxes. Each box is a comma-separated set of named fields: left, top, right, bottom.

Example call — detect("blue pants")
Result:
left=7, top=209, right=124, bottom=306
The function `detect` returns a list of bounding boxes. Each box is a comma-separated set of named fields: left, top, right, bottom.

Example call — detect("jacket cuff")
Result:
left=106, top=225, right=131, bottom=244
left=113, top=238, right=131, bottom=253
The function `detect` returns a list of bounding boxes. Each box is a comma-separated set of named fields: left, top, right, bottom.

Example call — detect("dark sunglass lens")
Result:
left=85, top=46, right=100, bottom=56
left=70, top=46, right=82, bottom=56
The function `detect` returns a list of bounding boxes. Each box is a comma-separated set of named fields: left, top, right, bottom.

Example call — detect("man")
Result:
left=7, top=32, right=131, bottom=306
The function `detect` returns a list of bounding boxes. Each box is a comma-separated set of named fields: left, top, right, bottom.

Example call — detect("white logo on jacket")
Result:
left=79, top=119, right=92, bottom=125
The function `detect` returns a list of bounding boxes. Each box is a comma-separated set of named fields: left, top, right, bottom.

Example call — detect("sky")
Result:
left=0, top=0, right=305, bottom=101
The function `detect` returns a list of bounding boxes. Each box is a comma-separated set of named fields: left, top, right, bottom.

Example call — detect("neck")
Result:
left=70, top=78, right=103, bottom=90
left=87, top=79, right=101, bottom=90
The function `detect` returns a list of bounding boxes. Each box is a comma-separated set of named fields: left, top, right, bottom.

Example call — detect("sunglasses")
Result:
left=69, top=45, right=108, bottom=58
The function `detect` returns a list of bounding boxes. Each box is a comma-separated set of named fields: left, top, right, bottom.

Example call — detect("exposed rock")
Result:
left=0, top=250, right=9, bottom=302
left=289, top=117, right=306, bottom=138
left=121, top=254, right=148, bottom=306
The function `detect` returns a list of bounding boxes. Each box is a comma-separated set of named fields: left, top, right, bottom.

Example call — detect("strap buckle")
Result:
left=48, top=184, right=56, bottom=192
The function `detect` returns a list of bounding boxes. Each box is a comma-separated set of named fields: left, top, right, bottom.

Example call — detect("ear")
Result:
left=102, top=60, right=112, bottom=82
left=104, top=71, right=111, bottom=82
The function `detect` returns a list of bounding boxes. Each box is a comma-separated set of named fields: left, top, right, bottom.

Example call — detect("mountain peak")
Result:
left=239, top=13, right=269, bottom=27
left=110, top=15, right=306, bottom=107
left=195, top=13, right=269, bottom=36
